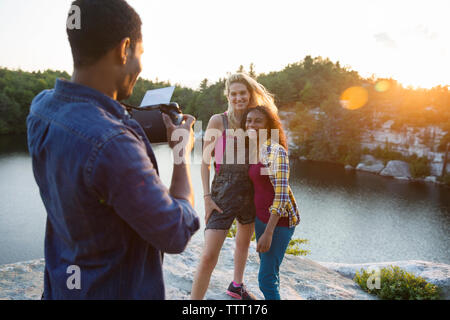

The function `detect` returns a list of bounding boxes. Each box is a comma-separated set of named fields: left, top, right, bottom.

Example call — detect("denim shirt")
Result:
left=27, top=79, right=199, bottom=299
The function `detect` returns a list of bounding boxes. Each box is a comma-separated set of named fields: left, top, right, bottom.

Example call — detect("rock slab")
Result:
left=2, top=240, right=449, bottom=300
left=0, top=238, right=377, bottom=300
left=379, top=160, right=411, bottom=179
left=356, top=155, right=385, bottom=174
left=317, top=260, right=450, bottom=299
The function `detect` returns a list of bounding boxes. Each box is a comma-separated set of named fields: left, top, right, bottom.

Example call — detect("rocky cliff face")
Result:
left=1, top=237, right=449, bottom=300
left=361, top=121, right=446, bottom=163
left=359, top=121, right=449, bottom=181
left=354, top=155, right=448, bottom=182
left=279, top=111, right=449, bottom=182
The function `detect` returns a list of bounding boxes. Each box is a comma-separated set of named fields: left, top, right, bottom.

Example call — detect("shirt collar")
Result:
left=54, top=78, right=129, bottom=120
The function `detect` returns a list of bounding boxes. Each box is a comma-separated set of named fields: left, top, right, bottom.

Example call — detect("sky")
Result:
left=0, top=0, right=449, bottom=89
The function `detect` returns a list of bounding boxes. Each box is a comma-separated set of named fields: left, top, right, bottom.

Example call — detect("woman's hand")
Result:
left=256, top=231, right=273, bottom=253
left=204, top=196, right=223, bottom=224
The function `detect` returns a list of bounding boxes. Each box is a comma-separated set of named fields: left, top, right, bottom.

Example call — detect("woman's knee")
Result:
left=235, top=236, right=251, bottom=252
left=200, top=229, right=227, bottom=269
left=200, top=250, right=221, bottom=270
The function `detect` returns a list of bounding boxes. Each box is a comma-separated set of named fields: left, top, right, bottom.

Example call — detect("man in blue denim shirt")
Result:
left=26, top=0, right=199, bottom=299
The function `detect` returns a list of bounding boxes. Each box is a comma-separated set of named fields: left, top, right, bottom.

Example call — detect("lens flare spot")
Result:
left=340, top=86, right=368, bottom=110
left=375, top=80, right=390, bottom=92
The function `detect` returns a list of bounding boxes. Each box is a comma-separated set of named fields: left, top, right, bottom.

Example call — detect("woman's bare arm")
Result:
left=201, top=114, right=224, bottom=222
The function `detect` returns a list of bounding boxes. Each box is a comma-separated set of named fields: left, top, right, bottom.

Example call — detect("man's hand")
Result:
left=163, top=113, right=196, bottom=205
left=162, top=113, right=196, bottom=151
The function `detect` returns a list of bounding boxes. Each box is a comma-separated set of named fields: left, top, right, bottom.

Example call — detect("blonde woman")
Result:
left=191, top=73, right=276, bottom=300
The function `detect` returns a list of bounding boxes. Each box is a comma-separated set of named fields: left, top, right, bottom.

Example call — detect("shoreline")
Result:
left=1, top=242, right=449, bottom=300
left=294, top=156, right=450, bottom=188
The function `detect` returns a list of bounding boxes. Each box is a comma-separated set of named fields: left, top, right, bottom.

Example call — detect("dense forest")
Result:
left=0, top=69, right=70, bottom=135
left=1, top=56, right=449, bottom=178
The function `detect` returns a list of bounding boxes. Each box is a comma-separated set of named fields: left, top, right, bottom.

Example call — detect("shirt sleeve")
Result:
left=268, top=145, right=290, bottom=217
left=89, top=131, right=200, bottom=254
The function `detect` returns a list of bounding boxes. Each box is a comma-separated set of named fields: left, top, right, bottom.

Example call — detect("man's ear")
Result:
left=117, top=37, right=131, bottom=65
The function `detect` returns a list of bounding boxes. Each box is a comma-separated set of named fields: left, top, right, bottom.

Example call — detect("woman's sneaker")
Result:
left=226, top=282, right=256, bottom=300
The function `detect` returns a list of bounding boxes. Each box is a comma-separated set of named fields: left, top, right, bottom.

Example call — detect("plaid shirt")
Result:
left=259, top=139, right=300, bottom=228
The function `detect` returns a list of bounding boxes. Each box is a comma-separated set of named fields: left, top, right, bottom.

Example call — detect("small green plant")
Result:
left=285, top=238, right=310, bottom=256
left=408, top=155, right=431, bottom=178
left=354, top=266, right=442, bottom=300
left=437, top=173, right=450, bottom=186
left=226, top=221, right=309, bottom=255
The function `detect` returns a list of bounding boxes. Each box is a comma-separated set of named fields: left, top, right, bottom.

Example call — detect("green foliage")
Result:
left=258, top=56, right=361, bottom=108
left=0, top=68, right=70, bottom=134
left=269, top=58, right=449, bottom=164
left=408, top=155, right=431, bottom=178
left=1, top=58, right=448, bottom=162
left=437, top=173, right=450, bottom=186
left=366, top=146, right=432, bottom=178
left=267, top=56, right=368, bottom=165
left=371, top=146, right=405, bottom=165
left=285, top=238, right=310, bottom=256
left=290, top=107, right=364, bottom=166
left=354, top=266, right=442, bottom=300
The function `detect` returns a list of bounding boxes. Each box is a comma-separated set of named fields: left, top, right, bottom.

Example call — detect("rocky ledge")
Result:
left=352, top=155, right=448, bottom=184
left=317, top=260, right=450, bottom=299
left=0, top=237, right=448, bottom=300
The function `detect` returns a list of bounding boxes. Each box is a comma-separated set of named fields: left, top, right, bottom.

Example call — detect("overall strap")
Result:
left=220, top=112, right=229, bottom=165
left=221, top=112, right=229, bottom=131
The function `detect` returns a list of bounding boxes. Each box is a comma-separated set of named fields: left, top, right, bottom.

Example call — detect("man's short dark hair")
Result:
left=67, top=0, right=142, bottom=68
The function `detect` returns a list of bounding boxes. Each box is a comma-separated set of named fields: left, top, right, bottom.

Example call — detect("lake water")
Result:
left=0, top=134, right=449, bottom=265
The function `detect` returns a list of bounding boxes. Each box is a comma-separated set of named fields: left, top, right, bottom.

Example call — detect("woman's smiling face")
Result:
left=228, top=82, right=250, bottom=112
left=245, top=109, right=268, bottom=135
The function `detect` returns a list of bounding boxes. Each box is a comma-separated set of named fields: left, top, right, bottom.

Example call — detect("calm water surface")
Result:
left=0, top=135, right=449, bottom=265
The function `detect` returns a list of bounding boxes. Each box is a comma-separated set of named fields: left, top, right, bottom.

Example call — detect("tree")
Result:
left=249, top=63, right=256, bottom=78
left=199, top=78, right=208, bottom=91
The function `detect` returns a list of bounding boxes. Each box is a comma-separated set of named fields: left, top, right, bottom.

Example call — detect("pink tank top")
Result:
left=214, top=112, right=228, bottom=174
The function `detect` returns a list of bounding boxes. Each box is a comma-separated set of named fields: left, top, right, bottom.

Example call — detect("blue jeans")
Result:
left=254, top=217, right=295, bottom=300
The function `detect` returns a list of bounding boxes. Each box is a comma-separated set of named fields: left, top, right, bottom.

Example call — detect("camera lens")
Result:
left=173, top=113, right=183, bottom=125
left=161, top=103, right=183, bottom=125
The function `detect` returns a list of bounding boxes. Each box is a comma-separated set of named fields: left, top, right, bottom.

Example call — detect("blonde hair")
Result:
left=224, top=73, right=277, bottom=129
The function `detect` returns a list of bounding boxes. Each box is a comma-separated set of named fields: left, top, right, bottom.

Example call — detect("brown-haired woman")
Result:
left=243, top=105, right=301, bottom=300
